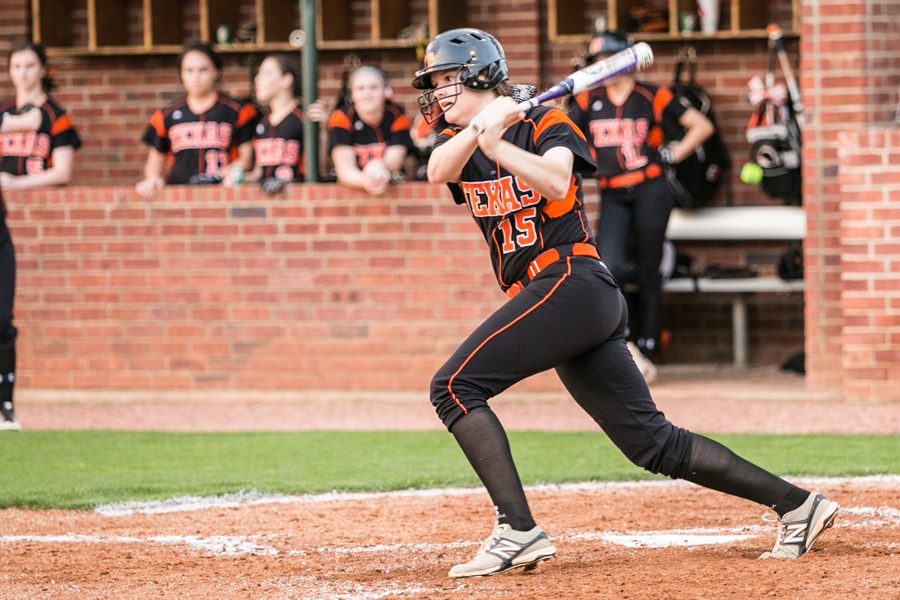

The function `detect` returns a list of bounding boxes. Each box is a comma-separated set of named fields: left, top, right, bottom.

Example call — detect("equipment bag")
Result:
left=746, top=96, right=802, bottom=205
left=663, top=48, right=732, bottom=209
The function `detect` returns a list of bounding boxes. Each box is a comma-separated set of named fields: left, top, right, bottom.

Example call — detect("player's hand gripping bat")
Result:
left=470, top=42, right=654, bottom=134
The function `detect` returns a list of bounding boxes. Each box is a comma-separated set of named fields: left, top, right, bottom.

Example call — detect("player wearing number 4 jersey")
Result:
left=414, top=27, right=838, bottom=579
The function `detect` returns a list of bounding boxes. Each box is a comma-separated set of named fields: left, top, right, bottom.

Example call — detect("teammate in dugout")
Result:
left=415, top=27, right=838, bottom=578
left=136, top=43, right=258, bottom=200
left=249, top=55, right=305, bottom=195
left=326, top=66, right=414, bottom=195
left=0, top=104, right=45, bottom=430
left=568, top=30, right=715, bottom=382
left=0, top=42, right=81, bottom=192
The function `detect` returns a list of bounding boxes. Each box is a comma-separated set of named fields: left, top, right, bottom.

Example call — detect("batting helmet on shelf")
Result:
left=411, top=28, right=508, bottom=123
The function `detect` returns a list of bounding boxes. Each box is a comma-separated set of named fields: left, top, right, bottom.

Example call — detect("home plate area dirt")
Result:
left=1, top=478, right=898, bottom=599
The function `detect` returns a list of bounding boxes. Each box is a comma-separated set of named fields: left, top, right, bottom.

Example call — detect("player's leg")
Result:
left=0, top=227, right=18, bottom=431
left=431, top=258, right=625, bottom=576
left=629, top=177, right=674, bottom=359
left=555, top=288, right=837, bottom=558
left=595, top=191, right=631, bottom=287
left=596, top=192, right=657, bottom=380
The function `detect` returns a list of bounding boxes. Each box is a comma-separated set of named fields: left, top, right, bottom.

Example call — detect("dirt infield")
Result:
left=5, top=367, right=899, bottom=598
left=1, top=479, right=898, bottom=599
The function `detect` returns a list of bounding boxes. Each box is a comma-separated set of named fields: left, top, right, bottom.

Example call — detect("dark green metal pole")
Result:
left=301, top=0, right=319, bottom=182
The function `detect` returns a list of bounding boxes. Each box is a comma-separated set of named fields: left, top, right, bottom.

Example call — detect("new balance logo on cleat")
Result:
left=487, top=539, right=526, bottom=560
left=760, top=491, right=839, bottom=559
left=781, top=522, right=808, bottom=545
left=449, top=523, right=557, bottom=578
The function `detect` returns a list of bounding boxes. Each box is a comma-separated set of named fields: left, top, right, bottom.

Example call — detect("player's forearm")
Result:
left=143, top=152, right=166, bottom=181
left=382, top=146, right=407, bottom=173
left=2, top=167, right=71, bottom=190
left=489, top=141, right=572, bottom=200
left=0, top=109, right=41, bottom=133
left=427, top=128, right=479, bottom=184
left=334, top=163, right=368, bottom=190
left=670, top=110, right=715, bottom=163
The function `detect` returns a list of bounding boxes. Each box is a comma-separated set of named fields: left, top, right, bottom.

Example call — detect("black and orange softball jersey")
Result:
left=141, top=95, right=258, bottom=184
left=434, top=105, right=597, bottom=293
left=327, top=100, right=414, bottom=168
left=568, top=82, right=688, bottom=179
left=252, top=106, right=305, bottom=182
left=0, top=98, right=81, bottom=176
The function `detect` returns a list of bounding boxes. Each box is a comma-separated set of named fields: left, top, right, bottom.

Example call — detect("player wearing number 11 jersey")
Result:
left=137, top=44, right=257, bottom=198
left=141, top=94, right=257, bottom=184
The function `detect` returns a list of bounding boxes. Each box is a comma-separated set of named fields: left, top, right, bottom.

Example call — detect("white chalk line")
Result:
left=4, top=506, right=898, bottom=558
left=93, top=475, right=900, bottom=517
left=0, top=534, right=277, bottom=556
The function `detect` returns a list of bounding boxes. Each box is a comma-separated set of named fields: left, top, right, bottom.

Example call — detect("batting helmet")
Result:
left=586, top=31, right=633, bottom=63
left=412, top=28, right=507, bottom=90
left=412, top=28, right=508, bottom=123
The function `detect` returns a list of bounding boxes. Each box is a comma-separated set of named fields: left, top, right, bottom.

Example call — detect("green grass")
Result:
left=1, top=431, right=897, bottom=510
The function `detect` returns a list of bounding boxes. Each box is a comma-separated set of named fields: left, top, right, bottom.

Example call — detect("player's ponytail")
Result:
left=8, top=42, right=56, bottom=94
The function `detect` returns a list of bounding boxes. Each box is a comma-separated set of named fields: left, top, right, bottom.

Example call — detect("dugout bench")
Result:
left=664, top=206, right=806, bottom=367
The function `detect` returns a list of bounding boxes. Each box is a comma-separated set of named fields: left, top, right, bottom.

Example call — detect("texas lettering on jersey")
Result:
left=252, top=108, right=304, bottom=182
left=168, top=122, right=233, bottom=153
left=0, top=98, right=81, bottom=176
left=459, top=175, right=540, bottom=218
left=0, top=132, right=51, bottom=160
left=254, top=138, right=300, bottom=167
left=588, top=118, right=650, bottom=170
left=353, top=143, right=385, bottom=168
left=435, top=105, right=597, bottom=292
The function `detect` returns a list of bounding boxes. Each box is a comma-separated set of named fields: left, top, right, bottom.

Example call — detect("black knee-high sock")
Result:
left=683, top=434, right=810, bottom=517
left=0, top=335, right=15, bottom=416
left=449, top=406, right=535, bottom=531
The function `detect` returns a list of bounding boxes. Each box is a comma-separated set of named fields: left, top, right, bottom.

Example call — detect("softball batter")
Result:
left=414, top=28, right=838, bottom=578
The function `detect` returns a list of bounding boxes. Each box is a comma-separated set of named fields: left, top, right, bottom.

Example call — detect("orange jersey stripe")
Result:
left=50, top=113, right=73, bottom=136
left=391, top=113, right=411, bottom=133
left=150, top=110, right=167, bottom=137
left=327, top=110, right=352, bottom=131
left=653, top=87, right=674, bottom=123
left=531, top=108, right=586, bottom=145
left=543, top=175, right=578, bottom=217
left=575, top=91, right=589, bottom=112
left=237, top=103, right=257, bottom=127
left=446, top=257, right=575, bottom=413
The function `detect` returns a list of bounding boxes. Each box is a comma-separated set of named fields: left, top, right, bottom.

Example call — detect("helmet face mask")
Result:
left=412, top=28, right=508, bottom=124
left=416, top=68, right=462, bottom=124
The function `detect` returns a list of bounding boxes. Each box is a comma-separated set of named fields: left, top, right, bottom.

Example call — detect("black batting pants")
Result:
left=597, top=176, right=674, bottom=358
left=430, top=255, right=692, bottom=478
left=0, top=225, right=17, bottom=409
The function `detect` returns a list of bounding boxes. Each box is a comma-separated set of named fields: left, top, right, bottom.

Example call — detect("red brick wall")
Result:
left=11, top=184, right=498, bottom=392
left=9, top=183, right=802, bottom=394
left=801, top=0, right=900, bottom=392
left=837, top=128, right=900, bottom=401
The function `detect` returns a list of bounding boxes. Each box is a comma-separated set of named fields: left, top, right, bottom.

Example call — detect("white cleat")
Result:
left=760, top=491, right=839, bottom=559
left=449, top=523, right=557, bottom=578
